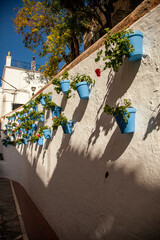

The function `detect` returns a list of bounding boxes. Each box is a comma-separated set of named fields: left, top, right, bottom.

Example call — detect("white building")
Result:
left=0, top=52, right=48, bottom=117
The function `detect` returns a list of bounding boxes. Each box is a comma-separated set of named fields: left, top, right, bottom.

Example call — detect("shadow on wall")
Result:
left=87, top=58, right=141, bottom=151
left=143, top=104, right=160, bottom=140
left=5, top=126, right=160, bottom=240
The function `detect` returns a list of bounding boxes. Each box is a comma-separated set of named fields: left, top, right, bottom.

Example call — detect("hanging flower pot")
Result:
left=115, top=107, right=136, bottom=134
left=61, top=121, right=73, bottom=134
left=40, top=114, right=44, bottom=122
left=38, top=137, right=43, bottom=146
left=60, top=80, right=70, bottom=93
left=40, top=96, right=46, bottom=106
left=127, top=31, right=143, bottom=61
left=17, top=113, right=20, bottom=118
left=76, top=81, right=90, bottom=100
left=18, top=119, right=21, bottom=123
left=32, top=123, right=37, bottom=131
left=51, top=106, right=62, bottom=118
left=32, top=105, right=38, bottom=111
left=23, top=137, right=29, bottom=145
left=43, top=129, right=51, bottom=139
left=28, top=129, right=33, bottom=136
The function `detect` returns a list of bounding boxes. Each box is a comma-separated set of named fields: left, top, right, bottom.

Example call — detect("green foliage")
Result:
left=13, top=1, right=89, bottom=77
left=16, top=139, right=24, bottom=145
left=104, top=99, right=132, bottom=122
left=52, top=114, right=68, bottom=131
left=70, top=73, right=95, bottom=90
left=35, top=92, right=52, bottom=103
left=30, top=135, right=39, bottom=143
left=43, top=101, right=57, bottom=110
left=38, top=125, right=51, bottom=135
left=95, top=28, right=134, bottom=72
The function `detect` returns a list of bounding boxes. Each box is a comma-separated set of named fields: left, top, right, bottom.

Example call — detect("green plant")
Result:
left=35, top=92, right=52, bottom=104
left=12, top=122, right=17, bottom=127
left=16, top=138, right=24, bottom=145
left=30, top=135, right=39, bottom=143
left=52, top=70, right=69, bottom=94
left=95, top=28, right=134, bottom=72
left=43, top=101, right=57, bottom=110
left=23, top=120, right=34, bottom=130
left=52, top=114, right=69, bottom=131
left=28, top=110, right=38, bottom=120
left=70, top=73, right=95, bottom=90
left=38, top=125, right=51, bottom=135
left=22, top=133, right=28, bottom=138
left=104, top=99, right=132, bottom=122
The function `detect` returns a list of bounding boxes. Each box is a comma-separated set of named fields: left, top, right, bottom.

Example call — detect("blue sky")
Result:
left=0, top=0, right=47, bottom=85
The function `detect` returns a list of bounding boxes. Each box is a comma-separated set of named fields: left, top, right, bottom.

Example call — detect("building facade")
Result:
left=0, top=52, right=48, bottom=117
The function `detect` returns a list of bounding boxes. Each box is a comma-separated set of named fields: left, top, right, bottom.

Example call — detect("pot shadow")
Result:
left=87, top=58, right=141, bottom=151
left=60, top=94, right=68, bottom=111
left=143, top=104, right=160, bottom=140
left=72, top=100, right=89, bottom=123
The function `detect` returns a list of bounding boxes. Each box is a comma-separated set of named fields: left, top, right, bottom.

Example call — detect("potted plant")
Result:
left=35, top=92, right=52, bottom=106
left=95, top=28, right=143, bottom=72
left=43, top=101, right=62, bottom=118
left=22, top=134, right=29, bottom=144
left=104, top=99, right=136, bottom=133
left=16, top=138, right=24, bottom=146
left=38, top=125, right=51, bottom=139
left=30, top=133, right=43, bottom=145
left=70, top=74, right=95, bottom=100
left=35, top=111, right=45, bottom=122
left=52, top=114, right=73, bottom=134
left=52, top=70, right=71, bottom=95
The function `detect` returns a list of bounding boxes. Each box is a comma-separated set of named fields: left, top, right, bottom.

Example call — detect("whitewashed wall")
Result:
left=0, top=5, right=160, bottom=240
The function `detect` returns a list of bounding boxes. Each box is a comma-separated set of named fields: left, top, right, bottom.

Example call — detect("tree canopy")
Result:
left=14, top=0, right=118, bottom=78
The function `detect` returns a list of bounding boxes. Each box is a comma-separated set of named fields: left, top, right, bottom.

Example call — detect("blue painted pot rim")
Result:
left=127, top=31, right=143, bottom=38
left=60, top=80, right=70, bottom=83
left=125, top=107, right=136, bottom=113
left=76, top=81, right=88, bottom=87
left=43, top=129, right=51, bottom=132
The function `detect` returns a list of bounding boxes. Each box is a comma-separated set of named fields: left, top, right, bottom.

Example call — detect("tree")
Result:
left=14, top=0, right=91, bottom=78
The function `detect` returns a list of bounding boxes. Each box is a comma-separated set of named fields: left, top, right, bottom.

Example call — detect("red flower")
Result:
left=38, top=91, right=41, bottom=94
left=95, top=68, right=101, bottom=77
left=37, top=134, right=40, bottom=137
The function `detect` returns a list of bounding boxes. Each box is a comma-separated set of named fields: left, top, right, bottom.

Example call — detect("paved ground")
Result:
left=0, top=178, right=59, bottom=240
left=0, top=178, right=22, bottom=240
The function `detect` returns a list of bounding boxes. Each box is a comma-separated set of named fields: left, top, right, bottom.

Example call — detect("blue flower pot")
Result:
left=60, top=80, right=70, bottom=93
left=29, top=101, right=34, bottom=106
left=23, top=138, right=29, bottom=145
left=61, top=121, right=73, bottom=134
left=40, top=97, right=46, bottom=106
left=5, top=143, right=8, bottom=147
left=8, top=130, right=11, bottom=133
left=51, top=106, right=62, bottom=118
left=127, top=31, right=143, bottom=61
left=43, top=129, right=51, bottom=139
left=40, top=115, right=44, bottom=122
left=32, top=123, right=37, bottom=131
left=115, top=107, right=136, bottom=134
left=23, top=129, right=27, bottom=134
left=32, top=105, right=38, bottom=111
left=38, top=137, right=43, bottom=146
left=76, top=81, right=89, bottom=99
left=5, top=126, right=8, bottom=130
left=16, top=143, right=19, bottom=146
left=4, top=132, right=7, bottom=135
left=17, top=114, right=20, bottom=118
left=28, top=129, right=33, bottom=136
left=18, top=119, right=21, bottom=123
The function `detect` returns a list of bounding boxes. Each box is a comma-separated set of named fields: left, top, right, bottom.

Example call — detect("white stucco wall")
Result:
left=0, top=5, right=160, bottom=240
